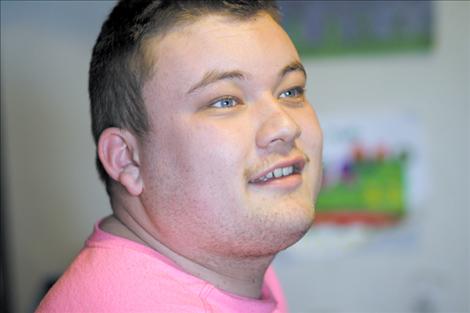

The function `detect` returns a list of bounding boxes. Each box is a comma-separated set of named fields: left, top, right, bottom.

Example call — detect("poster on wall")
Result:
left=278, top=1, right=433, bottom=57
left=315, top=124, right=407, bottom=227
left=280, top=112, right=428, bottom=260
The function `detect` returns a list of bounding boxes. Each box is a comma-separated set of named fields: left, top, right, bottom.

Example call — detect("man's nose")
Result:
left=255, top=100, right=301, bottom=153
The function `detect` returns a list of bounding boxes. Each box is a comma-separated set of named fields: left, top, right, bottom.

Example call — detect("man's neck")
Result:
left=100, top=211, right=274, bottom=299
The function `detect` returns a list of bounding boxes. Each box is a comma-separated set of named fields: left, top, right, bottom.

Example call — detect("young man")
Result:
left=37, top=0, right=323, bottom=312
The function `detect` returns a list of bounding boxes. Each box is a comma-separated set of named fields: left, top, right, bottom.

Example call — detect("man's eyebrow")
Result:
left=186, top=61, right=306, bottom=95
left=280, top=61, right=307, bottom=80
left=186, top=70, right=246, bottom=95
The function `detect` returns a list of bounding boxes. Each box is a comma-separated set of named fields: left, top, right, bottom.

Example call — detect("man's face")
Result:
left=139, top=13, right=323, bottom=258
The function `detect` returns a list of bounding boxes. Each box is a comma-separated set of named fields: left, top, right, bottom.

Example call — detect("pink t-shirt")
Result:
left=36, top=222, right=289, bottom=313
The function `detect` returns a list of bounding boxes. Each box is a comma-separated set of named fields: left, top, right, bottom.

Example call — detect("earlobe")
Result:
left=98, top=128, right=143, bottom=196
left=119, top=164, right=143, bottom=196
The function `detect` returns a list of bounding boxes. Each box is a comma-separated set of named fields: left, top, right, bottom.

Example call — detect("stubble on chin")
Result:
left=213, top=202, right=315, bottom=259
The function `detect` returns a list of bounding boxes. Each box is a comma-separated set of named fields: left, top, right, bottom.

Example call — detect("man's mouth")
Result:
left=248, top=157, right=306, bottom=184
left=250, top=164, right=302, bottom=183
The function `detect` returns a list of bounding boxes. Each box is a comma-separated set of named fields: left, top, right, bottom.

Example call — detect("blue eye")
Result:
left=279, top=86, right=305, bottom=99
left=210, top=97, right=239, bottom=108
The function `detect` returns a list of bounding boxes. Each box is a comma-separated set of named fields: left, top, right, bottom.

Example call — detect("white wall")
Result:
left=1, top=2, right=114, bottom=312
left=1, top=1, right=468, bottom=313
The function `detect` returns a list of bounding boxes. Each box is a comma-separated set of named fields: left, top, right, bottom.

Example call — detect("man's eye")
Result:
left=279, top=86, right=305, bottom=99
left=210, top=97, right=240, bottom=108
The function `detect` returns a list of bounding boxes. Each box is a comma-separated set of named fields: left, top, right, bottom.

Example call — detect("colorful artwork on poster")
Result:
left=314, top=112, right=426, bottom=228
left=278, top=1, right=433, bottom=57
left=316, top=142, right=407, bottom=226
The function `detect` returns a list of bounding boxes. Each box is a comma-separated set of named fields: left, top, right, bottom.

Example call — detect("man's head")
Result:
left=91, top=0, right=323, bottom=259
left=89, top=0, right=280, bottom=193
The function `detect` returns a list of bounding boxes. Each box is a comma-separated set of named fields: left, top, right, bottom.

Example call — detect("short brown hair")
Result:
left=89, top=0, right=280, bottom=194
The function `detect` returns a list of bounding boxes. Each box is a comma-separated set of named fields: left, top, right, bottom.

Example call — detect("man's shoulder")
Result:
left=36, top=242, right=207, bottom=312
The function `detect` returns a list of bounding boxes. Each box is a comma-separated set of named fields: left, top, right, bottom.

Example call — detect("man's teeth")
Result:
left=258, top=166, right=295, bottom=182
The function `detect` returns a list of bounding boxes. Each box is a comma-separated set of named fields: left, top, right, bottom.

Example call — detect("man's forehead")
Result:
left=139, top=13, right=287, bottom=80
left=172, top=13, right=268, bottom=39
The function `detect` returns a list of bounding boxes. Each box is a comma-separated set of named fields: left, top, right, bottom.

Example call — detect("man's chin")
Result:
left=234, top=226, right=312, bottom=258
left=272, top=203, right=315, bottom=248
left=243, top=207, right=315, bottom=257
left=278, top=214, right=314, bottom=250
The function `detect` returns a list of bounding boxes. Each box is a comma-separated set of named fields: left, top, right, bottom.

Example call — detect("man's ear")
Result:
left=98, top=128, right=143, bottom=196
